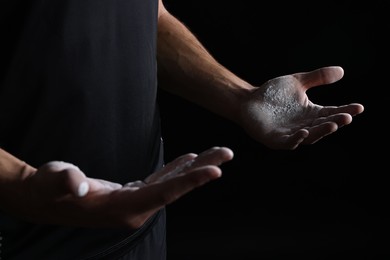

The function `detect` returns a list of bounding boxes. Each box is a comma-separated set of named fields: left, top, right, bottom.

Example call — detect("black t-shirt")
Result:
left=0, top=0, right=165, bottom=258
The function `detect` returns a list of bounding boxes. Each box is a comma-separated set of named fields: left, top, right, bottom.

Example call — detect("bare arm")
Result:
left=157, top=1, right=364, bottom=150
left=157, top=1, right=253, bottom=124
left=0, top=147, right=233, bottom=227
left=0, top=149, right=36, bottom=211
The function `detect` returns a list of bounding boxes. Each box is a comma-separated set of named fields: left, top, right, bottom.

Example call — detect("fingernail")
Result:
left=221, top=147, right=234, bottom=159
left=77, top=182, right=89, bottom=197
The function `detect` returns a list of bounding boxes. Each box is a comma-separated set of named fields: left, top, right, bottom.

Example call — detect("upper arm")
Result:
left=158, top=0, right=168, bottom=19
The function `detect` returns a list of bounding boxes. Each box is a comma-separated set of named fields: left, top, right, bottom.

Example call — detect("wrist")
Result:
left=0, top=148, right=37, bottom=215
left=0, top=148, right=36, bottom=181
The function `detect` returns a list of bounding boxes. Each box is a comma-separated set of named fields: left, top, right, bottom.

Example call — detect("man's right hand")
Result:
left=3, top=146, right=233, bottom=229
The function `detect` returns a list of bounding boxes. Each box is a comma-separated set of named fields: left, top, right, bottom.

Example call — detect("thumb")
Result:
left=295, top=66, right=344, bottom=90
left=36, top=161, right=90, bottom=198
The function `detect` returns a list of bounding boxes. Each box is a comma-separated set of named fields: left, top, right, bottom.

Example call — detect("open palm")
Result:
left=19, top=147, right=233, bottom=228
left=240, top=66, right=364, bottom=150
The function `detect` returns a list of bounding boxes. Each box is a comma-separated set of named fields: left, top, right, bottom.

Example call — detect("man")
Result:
left=0, top=0, right=364, bottom=259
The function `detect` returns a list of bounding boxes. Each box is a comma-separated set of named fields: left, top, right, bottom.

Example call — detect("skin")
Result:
left=0, top=0, right=364, bottom=230
left=157, top=2, right=364, bottom=150
left=0, top=147, right=233, bottom=228
left=240, top=67, right=364, bottom=149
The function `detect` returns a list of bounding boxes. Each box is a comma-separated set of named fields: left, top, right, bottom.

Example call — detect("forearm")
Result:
left=0, top=148, right=36, bottom=210
left=157, top=10, right=253, bottom=123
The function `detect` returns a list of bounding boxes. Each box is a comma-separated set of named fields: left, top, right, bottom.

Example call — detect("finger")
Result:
left=87, top=178, right=123, bottom=192
left=104, top=166, right=223, bottom=229
left=294, top=66, right=344, bottom=91
left=301, top=122, right=338, bottom=145
left=37, top=161, right=89, bottom=198
left=159, top=147, right=233, bottom=181
left=319, top=104, right=365, bottom=117
left=123, top=180, right=146, bottom=191
left=131, top=165, right=222, bottom=213
left=144, top=153, right=197, bottom=184
left=279, top=129, right=309, bottom=150
left=146, top=147, right=233, bottom=184
left=313, top=113, right=353, bottom=128
left=190, top=147, right=234, bottom=168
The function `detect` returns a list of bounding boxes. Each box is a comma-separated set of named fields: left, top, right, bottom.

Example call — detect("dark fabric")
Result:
left=93, top=208, right=167, bottom=260
left=0, top=0, right=160, bottom=182
left=0, top=0, right=166, bottom=259
left=1, top=208, right=166, bottom=260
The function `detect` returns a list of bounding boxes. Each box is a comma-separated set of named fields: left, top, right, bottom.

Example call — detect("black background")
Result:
left=158, top=1, right=388, bottom=259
